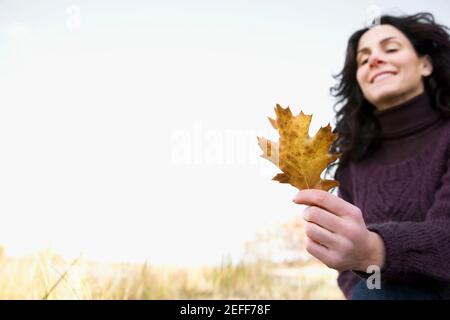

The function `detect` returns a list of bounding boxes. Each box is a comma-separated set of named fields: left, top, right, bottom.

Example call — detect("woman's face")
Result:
left=356, top=24, right=433, bottom=111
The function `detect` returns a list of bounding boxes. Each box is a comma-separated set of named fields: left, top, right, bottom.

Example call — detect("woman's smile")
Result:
left=371, top=71, right=397, bottom=84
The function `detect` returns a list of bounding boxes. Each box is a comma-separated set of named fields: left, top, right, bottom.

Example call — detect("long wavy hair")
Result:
left=326, top=12, right=450, bottom=183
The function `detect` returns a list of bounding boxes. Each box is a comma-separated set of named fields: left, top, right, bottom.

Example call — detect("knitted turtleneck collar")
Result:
left=373, top=91, right=441, bottom=140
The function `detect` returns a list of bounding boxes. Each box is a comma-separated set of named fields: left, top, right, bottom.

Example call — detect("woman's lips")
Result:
left=371, top=71, right=397, bottom=84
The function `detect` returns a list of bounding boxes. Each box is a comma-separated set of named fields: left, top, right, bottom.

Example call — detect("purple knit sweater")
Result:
left=336, top=92, right=450, bottom=299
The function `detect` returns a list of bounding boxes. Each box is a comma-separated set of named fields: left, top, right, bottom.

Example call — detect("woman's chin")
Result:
left=369, top=90, right=401, bottom=108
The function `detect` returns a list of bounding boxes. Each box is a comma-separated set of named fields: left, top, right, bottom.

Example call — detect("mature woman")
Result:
left=293, top=12, right=450, bottom=299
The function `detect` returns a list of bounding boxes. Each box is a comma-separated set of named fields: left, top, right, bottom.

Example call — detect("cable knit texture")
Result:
left=336, top=92, right=450, bottom=299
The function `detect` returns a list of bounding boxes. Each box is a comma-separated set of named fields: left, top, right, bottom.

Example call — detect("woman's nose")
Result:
left=368, top=54, right=385, bottom=68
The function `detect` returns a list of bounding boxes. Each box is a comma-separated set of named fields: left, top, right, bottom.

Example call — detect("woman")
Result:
left=292, top=12, right=450, bottom=299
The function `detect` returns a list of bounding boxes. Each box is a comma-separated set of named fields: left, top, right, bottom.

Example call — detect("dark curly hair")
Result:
left=326, top=12, right=450, bottom=184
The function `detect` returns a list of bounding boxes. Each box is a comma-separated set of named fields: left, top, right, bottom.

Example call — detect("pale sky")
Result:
left=1, top=0, right=450, bottom=266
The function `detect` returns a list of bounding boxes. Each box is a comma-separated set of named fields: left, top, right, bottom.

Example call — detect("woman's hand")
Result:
left=292, top=189, right=386, bottom=272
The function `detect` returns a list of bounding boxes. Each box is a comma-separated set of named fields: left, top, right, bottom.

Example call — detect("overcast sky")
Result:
left=1, top=0, right=450, bottom=266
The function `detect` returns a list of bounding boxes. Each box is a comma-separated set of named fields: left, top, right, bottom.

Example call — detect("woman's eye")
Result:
left=386, top=48, right=398, bottom=53
left=361, top=59, right=368, bottom=65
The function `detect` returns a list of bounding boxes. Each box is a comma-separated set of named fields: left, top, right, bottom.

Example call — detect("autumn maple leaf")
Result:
left=257, top=104, right=341, bottom=192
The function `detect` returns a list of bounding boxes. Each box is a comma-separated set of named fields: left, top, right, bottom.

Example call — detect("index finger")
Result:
left=292, top=189, right=356, bottom=218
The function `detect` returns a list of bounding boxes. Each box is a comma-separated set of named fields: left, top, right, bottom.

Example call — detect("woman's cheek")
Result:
left=356, top=69, right=367, bottom=90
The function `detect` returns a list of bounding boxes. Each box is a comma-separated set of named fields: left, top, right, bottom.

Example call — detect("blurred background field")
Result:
left=0, top=250, right=343, bottom=300
left=0, top=217, right=344, bottom=300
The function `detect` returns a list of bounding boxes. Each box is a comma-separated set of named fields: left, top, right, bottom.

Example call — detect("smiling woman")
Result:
left=356, top=26, right=433, bottom=111
left=293, top=12, right=450, bottom=300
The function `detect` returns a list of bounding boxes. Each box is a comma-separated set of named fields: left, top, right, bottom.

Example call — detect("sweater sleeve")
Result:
left=367, top=155, right=450, bottom=283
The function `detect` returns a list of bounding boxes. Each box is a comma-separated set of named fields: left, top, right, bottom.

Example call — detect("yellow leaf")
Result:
left=257, top=104, right=341, bottom=191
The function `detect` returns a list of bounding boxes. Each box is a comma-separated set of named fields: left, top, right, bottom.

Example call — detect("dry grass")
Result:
left=0, top=249, right=344, bottom=300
